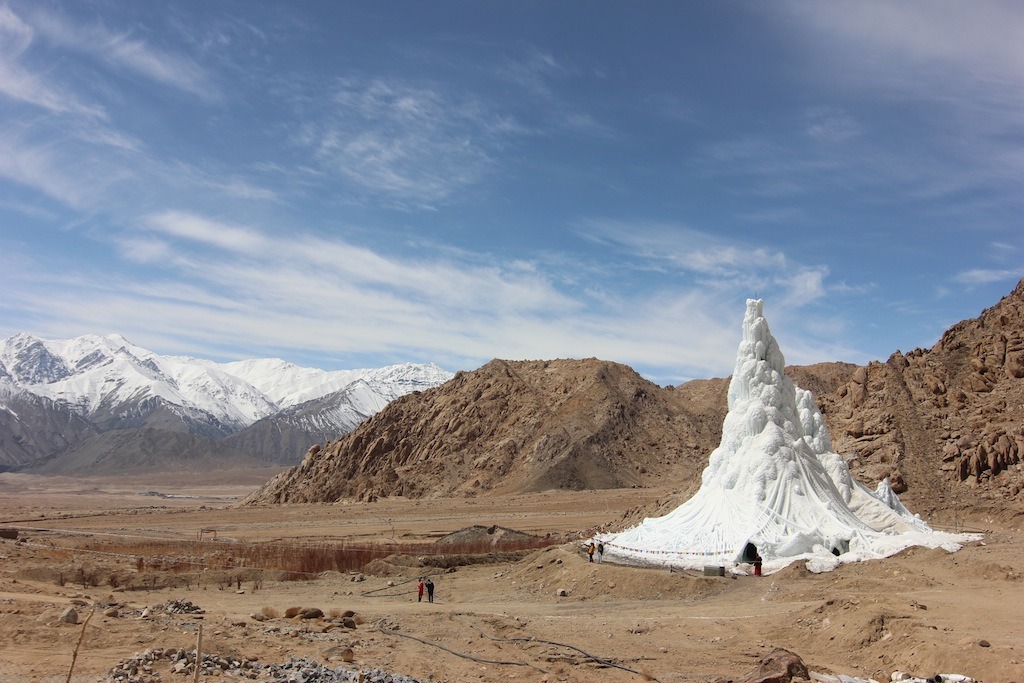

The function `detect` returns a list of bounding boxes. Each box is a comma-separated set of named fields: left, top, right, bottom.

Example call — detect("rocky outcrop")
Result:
left=819, top=278, right=1024, bottom=509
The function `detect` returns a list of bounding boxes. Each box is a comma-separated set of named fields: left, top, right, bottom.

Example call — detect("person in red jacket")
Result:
left=417, top=578, right=425, bottom=602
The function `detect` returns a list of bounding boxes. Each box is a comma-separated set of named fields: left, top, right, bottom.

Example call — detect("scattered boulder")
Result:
left=59, top=607, right=79, bottom=625
left=300, top=607, right=324, bottom=619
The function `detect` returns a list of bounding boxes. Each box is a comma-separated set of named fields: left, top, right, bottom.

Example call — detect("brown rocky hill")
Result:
left=245, top=278, right=1024, bottom=516
left=246, top=358, right=726, bottom=503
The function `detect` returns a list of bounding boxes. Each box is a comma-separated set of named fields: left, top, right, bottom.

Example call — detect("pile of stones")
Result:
left=102, top=652, right=427, bottom=682
left=159, top=598, right=205, bottom=614
left=103, top=647, right=253, bottom=681
left=260, top=657, right=428, bottom=682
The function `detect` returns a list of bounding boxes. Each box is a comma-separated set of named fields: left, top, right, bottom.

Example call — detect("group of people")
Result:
left=416, top=577, right=434, bottom=603
left=586, top=541, right=604, bottom=563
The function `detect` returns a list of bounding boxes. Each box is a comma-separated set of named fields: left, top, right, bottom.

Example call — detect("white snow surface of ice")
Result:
left=598, top=300, right=979, bottom=574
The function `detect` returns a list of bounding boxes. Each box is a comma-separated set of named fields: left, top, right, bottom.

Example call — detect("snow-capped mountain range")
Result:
left=0, top=333, right=453, bottom=474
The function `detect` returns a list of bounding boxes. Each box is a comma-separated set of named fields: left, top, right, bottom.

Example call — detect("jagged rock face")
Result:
left=819, top=278, right=1024, bottom=509
left=246, top=278, right=1024, bottom=510
left=246, top=358, right=724, bottom=503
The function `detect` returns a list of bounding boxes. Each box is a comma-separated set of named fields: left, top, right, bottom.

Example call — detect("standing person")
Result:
left=596, top=542, right=604, bottom=564
left=417, top=578, right=425, bottom=602
left=587, top=542, right=596, bottom=562
left=753, top=552, right=763, bottom=577
left=425, top=577, right=435, bottom=603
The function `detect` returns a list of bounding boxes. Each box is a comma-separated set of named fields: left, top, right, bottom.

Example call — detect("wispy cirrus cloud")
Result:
left=143, top=211, right=272, bottom=255
left=23, top=5, right=218, bottom=101
left=491, top=46, right=573, bottom=97
left=8, top=209, right=753, bottom=379
left=136, top=210, right=578, bottom=316
left=953, top=268, right=1022, bottom=286
left=293, top=77, right=527, bottom=207
left=778, top=0, right=1024, bottom=200
left=577, top=219, right=787, bottom=278
left=3, top=160, right=873, bottom=383
left=787, top=0, right=1024, bottom=95
left=803, top=107, right=862, bottom=142
left=574, top=219, right=836, bottom=312
left=0, top=124, right=135, bottom=209
left=0, top=5, right=106, bottom=117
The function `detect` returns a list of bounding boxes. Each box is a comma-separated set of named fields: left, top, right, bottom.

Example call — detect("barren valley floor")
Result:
left=0, top=474, right=1021, bottom=683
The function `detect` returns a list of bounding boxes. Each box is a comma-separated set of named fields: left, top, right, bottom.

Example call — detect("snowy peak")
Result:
left=1, top=333, right=73, bottom=385
left=0, top=332, right=454, bottom=446
left=361, top=362, right=453, bottom=398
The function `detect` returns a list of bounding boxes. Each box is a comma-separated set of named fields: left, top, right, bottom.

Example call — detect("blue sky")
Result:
left=0, top=1, right=1021, bottom=385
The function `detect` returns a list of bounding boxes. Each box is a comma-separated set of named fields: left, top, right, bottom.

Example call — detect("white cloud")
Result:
left=0, top=6, right=106, bottom=117
left=776, top=267, right=829, bottom=307
left=2, top=201, right=882, bottom=383
left=804, top=108, right=862, bottom=142
left=290, top=77, right=524, bottom=206
left=738, top=207, right=805, bottom=224
left=143, top=211, right=271, bottom=255
left=0, top=127, right=124, bottom=209
left=952, top=268, right=1021, bottom=286
left=789, top=0, right=1024, bottom=88
left=26, top=6, right=218, bottom=100
left=783, top=0, right=1024, bottom=191
left=577, top=219, right=790, bottom=280
left=204, top=177, right=279, bottom=202
left=492, top=46, right=572, bottom=97
left=0, top=5, right=32, bottom=59
left=0, top=210, right=772, bottom=379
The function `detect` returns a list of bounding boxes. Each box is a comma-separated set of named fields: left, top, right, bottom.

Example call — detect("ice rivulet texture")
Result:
left=599, top=299, right=978, bottom=574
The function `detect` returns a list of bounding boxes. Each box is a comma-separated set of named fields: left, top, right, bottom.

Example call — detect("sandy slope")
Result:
left=0, top=478, right=1021, bottom=683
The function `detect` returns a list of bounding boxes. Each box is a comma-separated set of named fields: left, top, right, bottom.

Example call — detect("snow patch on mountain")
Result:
left=0, top=333, right=453, bottom=435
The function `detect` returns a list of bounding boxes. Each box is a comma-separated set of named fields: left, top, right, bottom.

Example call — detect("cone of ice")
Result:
left=599, top=300, right=977, bottom=573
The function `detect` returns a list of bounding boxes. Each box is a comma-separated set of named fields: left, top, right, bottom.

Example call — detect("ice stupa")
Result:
left=599, top=299, right=978, bottom=574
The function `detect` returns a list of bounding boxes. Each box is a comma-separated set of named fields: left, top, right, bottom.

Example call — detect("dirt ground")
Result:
left=0, top=472, right=1021, bottom=683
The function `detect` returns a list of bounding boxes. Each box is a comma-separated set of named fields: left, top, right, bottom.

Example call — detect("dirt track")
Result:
left=0, top=474, right=1021, bottom=682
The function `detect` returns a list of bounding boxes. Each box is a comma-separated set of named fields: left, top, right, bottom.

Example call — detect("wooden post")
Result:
left=193, top=623, right=203, bottom=683
left=65, top=608, right=95, bottom=683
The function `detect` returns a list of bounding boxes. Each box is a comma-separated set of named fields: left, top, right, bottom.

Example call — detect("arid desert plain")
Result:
left=0, top=472, right=1021, bottom=683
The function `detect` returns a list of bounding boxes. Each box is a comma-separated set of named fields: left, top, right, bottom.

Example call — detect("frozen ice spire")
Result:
left=598, top=299, right=977, bottom=573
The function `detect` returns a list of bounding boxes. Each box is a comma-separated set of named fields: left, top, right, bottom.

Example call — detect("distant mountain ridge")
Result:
left=0, top=333, right=453, bottom=474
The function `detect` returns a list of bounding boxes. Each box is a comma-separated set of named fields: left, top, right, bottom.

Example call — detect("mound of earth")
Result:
left=501, top=544, right=733, bottom=603
left=435, top=524, right=540, bottom=547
